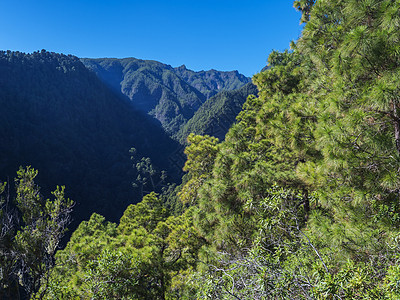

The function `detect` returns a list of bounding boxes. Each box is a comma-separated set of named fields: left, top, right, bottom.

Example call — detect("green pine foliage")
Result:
left=42, top=193, right=204, bottom=299
left=0, top=167, right=73, bottom=299
left=173, top=0, right=400, bottom=297
left=8, top=0, right=400, bottom=298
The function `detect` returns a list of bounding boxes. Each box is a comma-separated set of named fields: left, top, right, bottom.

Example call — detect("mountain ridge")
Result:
left=176, top=82, right=258, bottom=143
left=0, top=50, right=182, bottom=225
left=81, top=57, right=250, bottom=135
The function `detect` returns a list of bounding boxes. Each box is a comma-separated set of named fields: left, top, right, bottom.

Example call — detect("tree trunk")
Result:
left=303, top=188, right=310, bottom=221
left=392, top=99, right=400, bottom=155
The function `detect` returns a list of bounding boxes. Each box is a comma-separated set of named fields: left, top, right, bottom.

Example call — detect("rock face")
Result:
left=81, top=58, right=250, bottom=135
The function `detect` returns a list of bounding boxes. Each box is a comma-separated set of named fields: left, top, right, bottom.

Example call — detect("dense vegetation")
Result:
left=0, top=50, right=181, bottom=225
left=4, top=0, right=400, bottom=298
left=173, top=65, right=250, bottom=99
left=0, top=167, right=73, bottom=299
left=81, top=58, right=250, bottom=135
left=176, top=82, right=258, bottom=143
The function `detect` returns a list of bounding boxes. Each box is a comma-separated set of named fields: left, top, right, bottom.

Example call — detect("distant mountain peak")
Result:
left=177, top=64, right=187, bottom=70
left=81, top=57, right=250, bottom=135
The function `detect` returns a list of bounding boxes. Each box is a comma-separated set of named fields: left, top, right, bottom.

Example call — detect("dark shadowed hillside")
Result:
left=0, top=50, right=182, bottom=225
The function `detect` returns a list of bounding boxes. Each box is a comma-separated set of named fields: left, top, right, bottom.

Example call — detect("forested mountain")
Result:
left=0, top=50, right=181, bottom=225
left=173, top=64, right=250, bottom=99
left=7, top=0, right=400, bottom=299
left=17, top=0, right=400, bottom=299
left=81, top=58, right=250, bottom=135
left=176, top=82, right=258, bottom=143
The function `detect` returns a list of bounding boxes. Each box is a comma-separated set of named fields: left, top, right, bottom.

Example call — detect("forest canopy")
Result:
left=4, top=0, right=400, bottom=299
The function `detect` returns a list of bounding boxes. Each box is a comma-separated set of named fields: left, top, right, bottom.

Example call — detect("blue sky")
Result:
left=0, top=0, right=303, bottom=77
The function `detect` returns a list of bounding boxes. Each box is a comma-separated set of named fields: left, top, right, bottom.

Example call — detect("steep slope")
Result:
left=81, top=58, right=250, bottom=135
left=81, top=58, right=206, bottom=134
left=173, top=64, right=251, bottom=99
left=0, top=50, right=182, bottom=225
left=177, top=82, right=258, bottom=143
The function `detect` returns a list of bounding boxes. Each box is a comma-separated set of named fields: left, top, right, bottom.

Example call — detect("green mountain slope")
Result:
left=0, top=50, right=182, bottom=225
left=15, top=1, right=400, bottom=299
left=81, top=58, right=250, bottom=135
left=173, top=64, right=251, bottom=99
left=176, top=82, right=258, bottom=143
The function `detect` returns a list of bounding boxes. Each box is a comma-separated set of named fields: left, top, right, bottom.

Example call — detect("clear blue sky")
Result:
left=0, top=0, right=303, bottom=77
